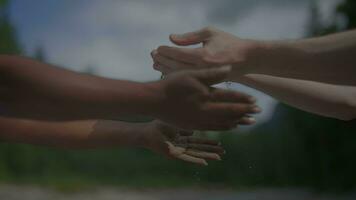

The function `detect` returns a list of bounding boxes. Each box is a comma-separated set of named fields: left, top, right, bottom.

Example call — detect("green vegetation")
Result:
left=0, top=0, right=355, bottom=192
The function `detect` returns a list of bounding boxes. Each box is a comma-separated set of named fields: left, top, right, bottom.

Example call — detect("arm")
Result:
left=0, top=55, right=159, bottom=120
left=151, top=27, right=356, bottom=85
left=238, top=75, right=356, bottom=121
left=151, top=27, right=356, bottom=120
left=0, top=117, right=224, bottom=165
left=0, top=55, right=259, bottom=130
left=247, top=30, right=356, bottom=85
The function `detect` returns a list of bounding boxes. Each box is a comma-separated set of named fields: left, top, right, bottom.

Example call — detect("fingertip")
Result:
left=152, top=49, right=158, bottom=55
left=152, top=62, right=159, bottom=70
left=169, top=34, right=179, bottom=41
left=248, top=96, right=257, bottom=103
left=251, top=106, right=262, bottom=113
left=202, top=160, right=208, bottom=166
left=239, top=116, right=256, bottom=125
left=246, top=117, right=256, bottom=124
left=169, top=33, right=188, bottom=44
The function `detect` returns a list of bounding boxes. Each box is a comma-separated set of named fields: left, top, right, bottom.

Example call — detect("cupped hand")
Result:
left=151, top=26, right=260, bottom=78
left=144, top=120, right=225, bottom=166
left=151, top=66, right=260, bottom=131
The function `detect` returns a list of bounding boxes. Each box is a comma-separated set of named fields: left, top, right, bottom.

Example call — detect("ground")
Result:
left=0, top=185, right=356, bottom=200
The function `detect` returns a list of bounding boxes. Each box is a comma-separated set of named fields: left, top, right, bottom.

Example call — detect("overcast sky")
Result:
left=8, top=0, right=343, bottom=125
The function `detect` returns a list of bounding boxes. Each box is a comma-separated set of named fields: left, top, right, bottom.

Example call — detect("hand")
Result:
left=151, top=26, right=260, bottom=78
left=150, top=66, right=260, bottom=131
left=143, top=120, right=225, bottom=166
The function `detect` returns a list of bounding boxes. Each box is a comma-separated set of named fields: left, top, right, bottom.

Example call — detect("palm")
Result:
left=152, top=26, right=254, bottom=73
left=147, top=121, right=224, bottom=166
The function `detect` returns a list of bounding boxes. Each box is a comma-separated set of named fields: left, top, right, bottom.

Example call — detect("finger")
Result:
left=186, top=137, right=220, bottom=145
left=157, top=46, right=201, bottom=64
left=153, top=62, right=172, bottom=75
left=166, top=142, right=186, bottom=156
left=176, top=136, right=220, bottom=145
left=206, top=103, right=261, bottom=119
left=169, top=27, right=213, bottom=46
left=185, top=150, right=221, bottom=161
left=185, top=144, right=225, bottom=154
left=238, top=116, right=256, bottom=125
left=210, top=89, right=256, bottom=104
left=153, top=51, right=196, bottom=71
left=190, top=66, right=232, bottom=86
left=176, top=154, right=208, bottom=166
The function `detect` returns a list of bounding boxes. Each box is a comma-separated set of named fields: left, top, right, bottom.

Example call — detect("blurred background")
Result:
left=0, top=0, right=356, bottom=199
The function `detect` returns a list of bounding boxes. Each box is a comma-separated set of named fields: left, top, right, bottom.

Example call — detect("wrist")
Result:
left=229, top=40, right=270, bottom=81
left=97, top=120, right=152, bottom=148
left=95, top=81, right=164, bottom=119
left=138, top=81, right=166, bottom=118
left=137, top=121, right=161, bottom=150
left=230, top=40, right=297, bottom=82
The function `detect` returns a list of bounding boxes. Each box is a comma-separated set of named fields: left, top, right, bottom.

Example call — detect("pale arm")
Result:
left=237, top=74, right=356, bottom=121
left=152, top=27, right=356, bottom=120
left=249, top=30, right=356, bottom=85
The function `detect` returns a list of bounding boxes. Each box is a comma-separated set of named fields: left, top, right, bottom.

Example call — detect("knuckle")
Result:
left=153, top=64, right=159, bottom=70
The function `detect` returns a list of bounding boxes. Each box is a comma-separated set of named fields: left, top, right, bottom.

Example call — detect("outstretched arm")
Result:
left=0, top=55, right=159, bottom=120
left=151, top=27, right=356, bottom=120
left=0, top=55, right=259, bottom=130
left=246, top=30, right=356, bottom=85
left=0, top=117, right=224, bottom=166
left=152, top=27, right=356, bottom=85
left=238, top=75, right=356, bottom=121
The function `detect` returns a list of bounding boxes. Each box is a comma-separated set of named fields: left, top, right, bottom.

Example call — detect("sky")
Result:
left=8, top=0, right=343, bottom=125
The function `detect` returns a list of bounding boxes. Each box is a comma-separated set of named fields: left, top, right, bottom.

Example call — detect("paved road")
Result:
left=0, top=185, right=355, bottom=200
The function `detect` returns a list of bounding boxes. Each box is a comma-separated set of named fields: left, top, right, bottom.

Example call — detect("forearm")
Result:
left=0, top=117, right=150, bottom=149
left=0, top=55, right=160, bottom=120
left=234, top=30, right=356, bottom=85
left=238, top=74, right=356, bottom=121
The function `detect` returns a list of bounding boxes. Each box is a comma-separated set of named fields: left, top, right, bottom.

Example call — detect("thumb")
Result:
left=190, top=65, right=232, bottom=86
left=169, top=27, right=213, bottom=46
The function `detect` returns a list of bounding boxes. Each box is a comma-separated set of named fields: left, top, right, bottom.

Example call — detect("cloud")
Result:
left=206, top=0, right=309, bottom=25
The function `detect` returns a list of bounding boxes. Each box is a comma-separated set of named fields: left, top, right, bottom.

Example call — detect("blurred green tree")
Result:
left=0, top=0, right=21, bottom=54
left=258, top=0, right=356, bottom=190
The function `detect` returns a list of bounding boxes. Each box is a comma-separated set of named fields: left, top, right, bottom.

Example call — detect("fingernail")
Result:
left=216, top=155, right=222, bottom=161
left=247, top=117, right=256, bottom=124
left=171, top=34, right=183, bottom=39
left=203, top=160, right=208, bottom=166
left=252, top=106, right=262, bottom=113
